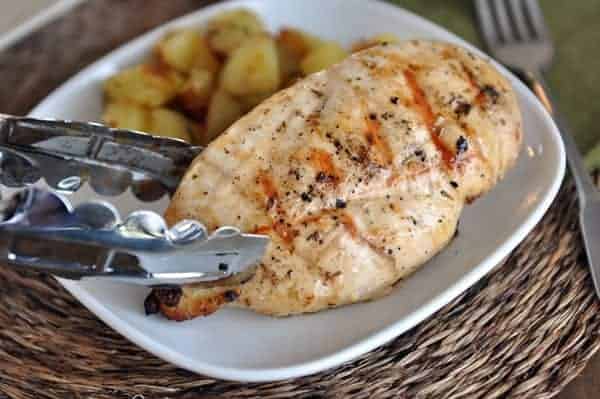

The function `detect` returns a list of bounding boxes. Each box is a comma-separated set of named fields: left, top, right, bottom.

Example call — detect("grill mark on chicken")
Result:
left=364, top=114, right=394, bottom=166
left=257, top=171, right=298, bottom=244
left=253, top=225, right=272, bottom=234
left=460, top=63, right=483, bottom=103
left=386, top=164, right=433, bottom=187
left=296, top=207, right=394, bottom=263
left=461, top=63, right=478, bottom=88
left=339, top=212, right=358, bottom=238
left=310, top=148, right=341, bottom=184
left=460, top=63, right=501, bottom=107
left=340, top=212, right=395, bottom=262
left=403, top=69, right=455, bottom=168
left=258, top=171, right=279, bottom=210
left=296, top=209, right=339, bottom=227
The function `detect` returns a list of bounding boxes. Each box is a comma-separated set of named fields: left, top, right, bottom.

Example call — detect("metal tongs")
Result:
left=0, top=113, right=268, bottom=286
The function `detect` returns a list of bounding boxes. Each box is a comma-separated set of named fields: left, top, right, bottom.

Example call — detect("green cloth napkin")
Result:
left=389, top=0, right=600, bottom=152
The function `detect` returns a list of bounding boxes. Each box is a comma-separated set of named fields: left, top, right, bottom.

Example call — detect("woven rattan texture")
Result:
left=1, top=1, right=599, bottom=398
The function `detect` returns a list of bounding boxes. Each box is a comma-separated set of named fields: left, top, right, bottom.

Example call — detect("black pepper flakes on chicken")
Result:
left=154, top=40, right=522, bottom=320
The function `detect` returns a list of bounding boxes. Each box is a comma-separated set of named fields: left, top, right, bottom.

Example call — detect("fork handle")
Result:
left=527, top=71, right=600, bottom=204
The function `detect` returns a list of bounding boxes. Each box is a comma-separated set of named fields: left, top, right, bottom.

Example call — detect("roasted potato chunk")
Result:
left=205, top=89, right=244, bottom=143
left=104, top=64, right=183, bottom=107
left=148, top=108, right=192, bottom=142
left=206, top=9, right=265, bottom=55
left=193, top=37, right=221, bottom=74
left=178, top=68, right=215, bottom=115
left=156, top=30, right=220, bottom=74
left=221, top=36, right=280, bottom=96
left=300, top=42, right=348, bottom=75
left=276, top=40, right=302, bottom=84
left=102, top=102, right=149, bottom=132
left=156, top=30, right=203, bottom=72
left=351, top=33, right=400, bottom=52
left=277, top=28, right=323, bottom=59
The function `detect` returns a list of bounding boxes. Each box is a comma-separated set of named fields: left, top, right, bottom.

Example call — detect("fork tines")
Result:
left=475, top=0, right=549, bottom=44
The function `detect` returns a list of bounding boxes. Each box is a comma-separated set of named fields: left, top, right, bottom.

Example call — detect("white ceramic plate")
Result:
left=29, top=0, right=565, bottom=382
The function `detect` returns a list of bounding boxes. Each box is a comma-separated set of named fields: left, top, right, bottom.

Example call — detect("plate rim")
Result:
left=30, top=0, right=566, bottom=382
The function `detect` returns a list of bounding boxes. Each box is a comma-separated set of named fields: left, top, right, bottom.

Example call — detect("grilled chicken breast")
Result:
left=148, top=40, right=522, bottom=320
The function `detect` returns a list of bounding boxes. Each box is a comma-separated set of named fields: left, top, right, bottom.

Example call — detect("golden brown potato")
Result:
left=276, top=40, right=301, bottom=83
left=148, top=108, right=192, bottom=142
left=205, top=9, right=265, bottom=55
left=351, top=33, right=400, bottom=52
left=102, top=9, right=364, bottom=145
left=104, top=64, right=183, bottom=107
left=193, top=36, right=221, bottom=74
left=277, top=28, right=323, bottom=59
left=178, top=68, right=215, bottom=116
left=156, top=30, right=203, bottom=72
left=300, top=42, right=348, bottom=75
left=205, top=89, right=244, bottom=143
left=221, top=36, right=280, bottom=96
left=156, top=30, right=220, bottom=74
left=102, top=102, right=149, bottom=132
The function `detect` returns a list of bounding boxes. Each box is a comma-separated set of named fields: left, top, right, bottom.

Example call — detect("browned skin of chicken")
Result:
left=149, top=40, right=522, bottom=320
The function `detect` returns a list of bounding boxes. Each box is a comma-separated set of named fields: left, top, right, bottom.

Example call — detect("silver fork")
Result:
left=475, top=0, right=600, bottom=297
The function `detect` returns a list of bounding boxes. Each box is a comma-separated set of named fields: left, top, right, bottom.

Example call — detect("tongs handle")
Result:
left=0, top=113, right=202, bottom=194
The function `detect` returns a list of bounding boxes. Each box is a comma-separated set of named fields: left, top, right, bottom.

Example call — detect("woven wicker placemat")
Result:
left=1, top=1, right=599, bottom=398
